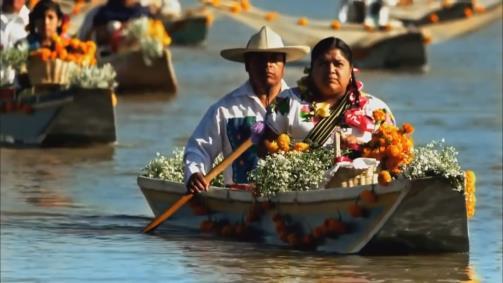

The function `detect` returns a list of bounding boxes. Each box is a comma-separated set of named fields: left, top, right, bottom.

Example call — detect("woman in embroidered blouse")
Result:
left=268, top=37, right=395, bottom=148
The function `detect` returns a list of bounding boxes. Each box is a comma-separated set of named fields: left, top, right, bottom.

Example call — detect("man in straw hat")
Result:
left=184, top=26, right=310, bottom=193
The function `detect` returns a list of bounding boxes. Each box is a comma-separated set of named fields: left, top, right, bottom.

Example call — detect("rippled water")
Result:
left=1, top=1, right=502, bottom=281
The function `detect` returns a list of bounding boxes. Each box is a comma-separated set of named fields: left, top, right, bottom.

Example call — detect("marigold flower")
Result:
left=378, top=170, right=392, bottom=185
left=264, top=139, right=279, bottom=153
left=402, top=123, right=414, bottom=134
left=277, top=133, right=290, bottom=152
left=265, top=11, right=279, bottom=21
left=297, top=17, right=309, bottom=26
left=314, top=102, right=331, bottom=118
left=373, top=109, right=386, bottom=123
left=387, top=145, right=401, bottom=158
left=294, top=142, right=310, bottom=152
left=330, top=20, right=341, bottom=30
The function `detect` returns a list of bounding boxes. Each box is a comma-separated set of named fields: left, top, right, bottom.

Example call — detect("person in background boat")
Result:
left=184, top=26, right=310, bottom=193
left=22, top=0, right=64, bottom=50
left=267, top=37, right=395, bottom=150
left=0, top=0, right=29, bottom=49
left=141, top=0, right=181, bottom=19
left=338, top=0, right=394, bottom=28
left=80, top=0, right=151, bottom=50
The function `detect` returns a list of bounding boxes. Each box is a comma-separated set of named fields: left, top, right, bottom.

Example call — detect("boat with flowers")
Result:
left=0, top=87, right=117, bottom=146
left=138, top=119, right=475, bottom=254
left=93, top=17, right=178, bottom=94
left=415, top=0, right=502, bottom=44
left=0, top=37, right=118, bottom=146
left=138, top=175, right=470, bottom=254
left=204, top=0, right=426, bottom=69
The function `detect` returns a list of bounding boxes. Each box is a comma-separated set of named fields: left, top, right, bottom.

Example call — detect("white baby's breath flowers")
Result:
left=141, top=147, right=224, bottom=187
left=403, top=140, right=464, bottom=190
left=68, top=63, right=117, bottom=89
left=249, top=147, right=334, bottom=197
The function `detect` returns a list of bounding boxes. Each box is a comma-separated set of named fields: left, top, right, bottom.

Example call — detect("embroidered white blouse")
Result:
left=267, top=88, right=395, bottom=145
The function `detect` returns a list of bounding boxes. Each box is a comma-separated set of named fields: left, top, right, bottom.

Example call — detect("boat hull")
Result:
left=138, top=176, right=469, bottom=254
left=362, top=177, right=469, bottom=254
left=44, top=88, right=117, bottom=145
left=0, top=91, right=72, bottom=145
left=164, top=15, right=210, bottom=45
left=100, top=49, right=178, bottom=94
left=207, top=0, right=426, bottom=69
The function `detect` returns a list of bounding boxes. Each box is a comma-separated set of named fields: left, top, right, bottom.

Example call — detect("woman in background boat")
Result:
left=22, top=0, right=65, bottom=50
left=268, top=37, right=395, bottom=149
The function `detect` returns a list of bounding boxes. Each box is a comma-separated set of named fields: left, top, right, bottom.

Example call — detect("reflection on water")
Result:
left=1, top=4, right=501, bottom=282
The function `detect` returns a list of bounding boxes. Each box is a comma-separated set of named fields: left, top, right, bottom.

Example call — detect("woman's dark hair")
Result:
left=27, top=0, right=64, bottom=34
left=310, top=37, right=353, bottom=68
left=309, top=37, right=360, bottom=100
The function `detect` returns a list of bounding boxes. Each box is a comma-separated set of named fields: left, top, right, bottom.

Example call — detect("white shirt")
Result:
left=267, top=88, right=395, bottom=145
left=184, top=80, right=289, bottom=185
left=0, top=6, right=29, bottom=49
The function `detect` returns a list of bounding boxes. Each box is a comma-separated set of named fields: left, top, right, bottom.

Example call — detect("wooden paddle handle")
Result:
left=203, top=138, right=253, bottom=184
left=143, top=138, right=254, bottom=233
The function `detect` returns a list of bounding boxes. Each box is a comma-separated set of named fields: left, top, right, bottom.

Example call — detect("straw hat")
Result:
left=220, top=26, right=310, bottom=63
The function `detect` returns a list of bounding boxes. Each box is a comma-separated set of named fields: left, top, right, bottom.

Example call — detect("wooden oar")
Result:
left=143, top=138, right=254, bottom=233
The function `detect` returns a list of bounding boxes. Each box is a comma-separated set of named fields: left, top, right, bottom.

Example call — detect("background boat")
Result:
left=0, top=90, right=73, bottom=146
left=100, top=48, right=178, bottom=94
left=43, top=88, right=117, bottom=145
left=205, top=0, right=427, bottom=69
left=163, top=7, right=213, bottom=45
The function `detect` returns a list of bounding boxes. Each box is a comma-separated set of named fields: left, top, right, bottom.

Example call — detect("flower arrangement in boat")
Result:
left=0, top=47, right=29, bottom=87
left=402, top=139, right=476, bottom=218
left=264, top=133, right=310, bottom=154
left=29, top=35, right=97, bottom=66
left=122, top=17, right=172, bottom=65
left=249, top=145, right=334, bottom=197
left=27, top=35, right=97, bottom=85
left=68, top=63, right=117, bottom=89
left=360, top=121, right=415, bottom=185
left=141, top=147, right=224, bottom=187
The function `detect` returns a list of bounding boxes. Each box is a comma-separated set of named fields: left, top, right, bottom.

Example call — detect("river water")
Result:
left=1, top=1, right=502, bottom=282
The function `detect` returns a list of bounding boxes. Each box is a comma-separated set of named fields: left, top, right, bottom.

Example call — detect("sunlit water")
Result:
left=1, top=1, right=501, bottom=281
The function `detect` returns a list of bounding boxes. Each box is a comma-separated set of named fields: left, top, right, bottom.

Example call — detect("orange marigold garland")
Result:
left=464, top=170, right=476, bottom=218
left=361, top=115, right=415, bottom=186
left=29, top=35, right=97, bottom=66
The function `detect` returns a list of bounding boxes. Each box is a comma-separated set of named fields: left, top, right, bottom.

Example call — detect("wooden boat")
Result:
left=138, top=176, right=469, bottom=254
left=0, top=89, right=73, bottom=146
left=417, top=1, right=502, bottom=44
left=0, top=87, right=117, bottom=146
left=43, top=87, right=117, bottom=145
left=100, top=48, right=178, bottom=94
left=163, top=8, right=213, bottom=45
left=205, top=0, right=426, bottom=69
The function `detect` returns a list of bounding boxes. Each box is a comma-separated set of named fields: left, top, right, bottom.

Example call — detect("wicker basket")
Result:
left=325, top=165, right=378, bottom=188
left=27, top=57, right=71, bottom=86
left=324, top=130, right=379, bottom=188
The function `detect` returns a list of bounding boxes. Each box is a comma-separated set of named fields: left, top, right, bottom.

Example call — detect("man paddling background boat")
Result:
left=184, top=26, right=310, bottom=193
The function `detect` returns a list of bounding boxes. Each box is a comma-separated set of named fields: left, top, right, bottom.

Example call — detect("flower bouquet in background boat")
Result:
left=98, top=17, right=178, bottom=94
left=0, top=47, right=29, bottom=99
left=27, top=35, right=97, bottom=86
